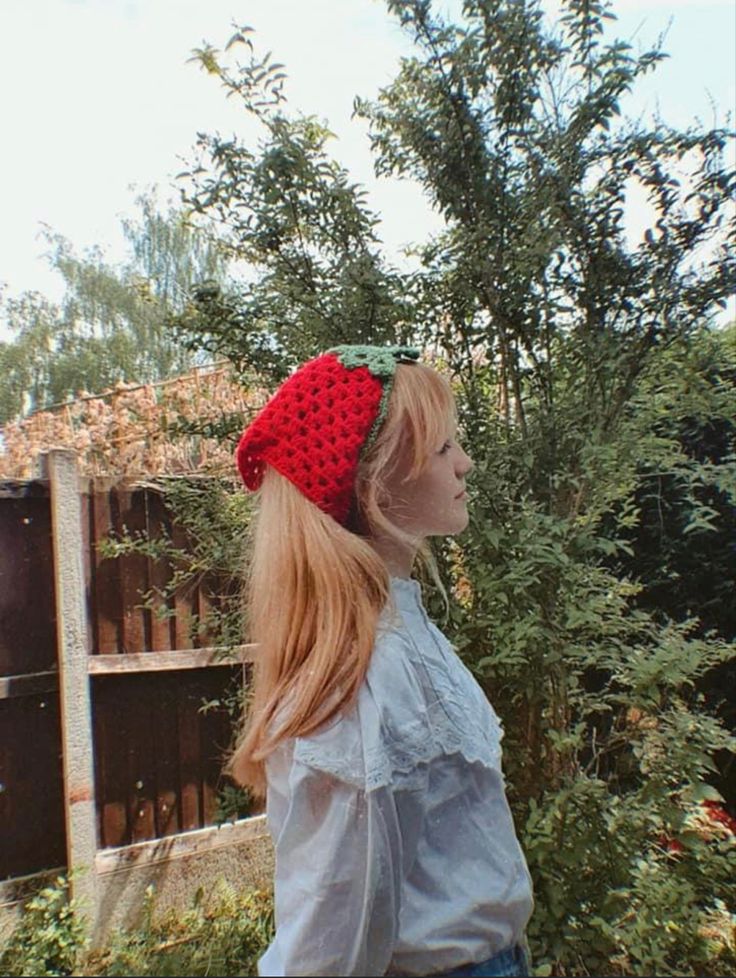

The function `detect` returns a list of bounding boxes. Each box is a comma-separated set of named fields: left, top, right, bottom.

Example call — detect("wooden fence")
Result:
left=0, top=452, right=251, bottom=884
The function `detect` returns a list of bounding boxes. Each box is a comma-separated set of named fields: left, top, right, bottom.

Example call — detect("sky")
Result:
left=0, top=0, right=734, bottom=327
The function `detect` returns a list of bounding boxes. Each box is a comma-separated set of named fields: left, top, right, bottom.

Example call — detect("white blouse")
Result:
left=258, top=577, right=533, bottom=978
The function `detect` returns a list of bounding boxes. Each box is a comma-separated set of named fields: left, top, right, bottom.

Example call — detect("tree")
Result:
left=177, top=31, right=414, bottom=383
left=178, top=2, right=736, bottom=973
left=613, top=324, right=736, bottom=643
left=608, top=324, right=736, bottom=808
left=0, top=192, right=229, bottom=423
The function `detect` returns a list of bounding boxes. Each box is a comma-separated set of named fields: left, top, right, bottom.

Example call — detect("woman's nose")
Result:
left=458, top=448, right=473, bottom=475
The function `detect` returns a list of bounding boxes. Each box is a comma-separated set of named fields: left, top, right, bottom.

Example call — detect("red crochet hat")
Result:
left=236, top=345, right=420, bottom=524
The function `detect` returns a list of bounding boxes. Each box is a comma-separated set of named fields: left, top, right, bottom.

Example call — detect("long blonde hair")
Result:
left=229, top=361, right=456, bottom=794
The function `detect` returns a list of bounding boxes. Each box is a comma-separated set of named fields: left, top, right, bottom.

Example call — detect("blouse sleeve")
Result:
left=258, top=754, right=401, bottom=978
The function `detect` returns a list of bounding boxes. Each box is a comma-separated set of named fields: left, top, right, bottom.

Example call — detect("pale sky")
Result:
left=1, top=0, right=734, bottom=324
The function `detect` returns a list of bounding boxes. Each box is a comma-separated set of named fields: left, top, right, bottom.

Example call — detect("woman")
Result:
left=231, top=345, right=533, bottom=977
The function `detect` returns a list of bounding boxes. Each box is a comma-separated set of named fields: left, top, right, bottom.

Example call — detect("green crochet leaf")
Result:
left=328, top=345, right=419, bottom=377
left=327, top=345, right=421, bottom=452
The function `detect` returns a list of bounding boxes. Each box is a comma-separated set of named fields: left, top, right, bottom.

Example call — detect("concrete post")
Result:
left=44, top=449, right=98, bottom=933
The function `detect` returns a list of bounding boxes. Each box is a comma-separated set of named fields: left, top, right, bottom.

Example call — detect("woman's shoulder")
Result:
left=291, top=615, right=503, bottom=792
left=288, top=625, right=423, bottom=789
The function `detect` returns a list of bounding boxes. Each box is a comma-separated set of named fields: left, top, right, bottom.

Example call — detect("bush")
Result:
left=0, top=878, right=274, bottom=978
left=0, top=877, right=87, bottom=977
left=86, top=884, right=274, bottom=977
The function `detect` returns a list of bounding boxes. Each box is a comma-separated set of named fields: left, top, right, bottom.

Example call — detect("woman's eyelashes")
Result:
left=439, top=430, right=464, bottom=454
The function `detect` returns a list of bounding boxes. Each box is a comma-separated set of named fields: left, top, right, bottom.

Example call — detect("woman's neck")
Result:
left=368, top=533, right=417, bottom=580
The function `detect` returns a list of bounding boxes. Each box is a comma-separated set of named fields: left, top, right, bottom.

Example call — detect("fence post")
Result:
left=44, top=449, right=99, bottom=934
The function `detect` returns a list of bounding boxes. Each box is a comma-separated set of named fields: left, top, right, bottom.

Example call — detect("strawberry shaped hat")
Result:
left=236, top=345, right=420, bottom=524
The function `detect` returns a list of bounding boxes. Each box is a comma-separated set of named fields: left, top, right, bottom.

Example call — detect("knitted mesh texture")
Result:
left=235, top=346, right=419, bottom=524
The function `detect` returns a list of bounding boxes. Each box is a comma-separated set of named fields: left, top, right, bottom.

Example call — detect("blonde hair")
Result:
left=229, top=362, right=456, bottom=794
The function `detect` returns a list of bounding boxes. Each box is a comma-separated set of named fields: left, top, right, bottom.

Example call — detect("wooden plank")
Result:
left=108, top=675, right=159, bottom=843
left=0, top=479, right=50, bottom=500
left=94, top=813, right=268, bottom=873
left=145, top=490, right=174, bottom=651
left=90, top=488, right=122, bottom=654
left=199, top=669, right=240, bottom=827
left=0, top=693, right=66, bottom=878
left=92, top=678, right=128, bottom=849
left=172, top=522, right=196, bottom=651
left=0, top=495, right=56, bottom=675
left=87, top=646, right=256, bottom=675
left=201, top=677, right=219, bottom=827
left=152, top=680, right=180, bottom=838
left=80, top=489, right=95, bottom=657
left=197, top=583, right=215, bottom=648
left=177, top=677, right=202, bottom=832
left=0, top=670, right=58, bottom=700
left=127, top=674, right=156, bottom=843
left=117, top=487, right=149, bottom=654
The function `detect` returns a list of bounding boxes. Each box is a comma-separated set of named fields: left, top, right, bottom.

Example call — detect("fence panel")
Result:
left=1, top=476, right=245, bottom=880
left=85, top=483, right=241, bottom=848
left=85, top=483, right=225, bottom=658
left=92, top=670, right=238, bottom=848
left=0, top=484, right=66, bottom=880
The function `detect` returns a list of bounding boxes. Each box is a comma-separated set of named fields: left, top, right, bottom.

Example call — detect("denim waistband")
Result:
left=432, top=942, right=529, bottom=977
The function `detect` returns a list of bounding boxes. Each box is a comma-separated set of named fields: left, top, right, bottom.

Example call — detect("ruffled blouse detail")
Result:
left=293, top=577, right=503, bottom=791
